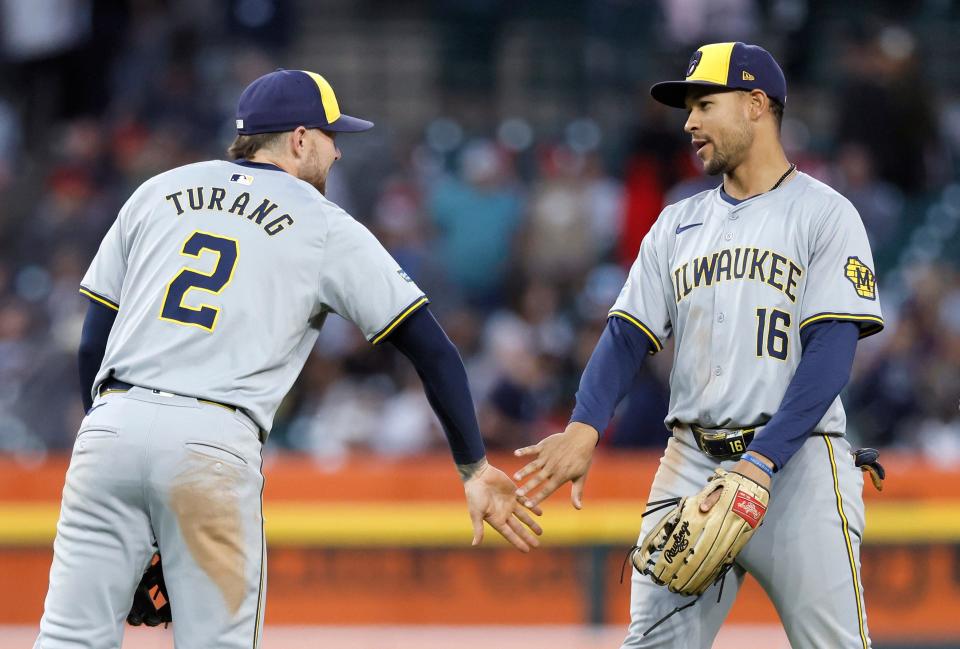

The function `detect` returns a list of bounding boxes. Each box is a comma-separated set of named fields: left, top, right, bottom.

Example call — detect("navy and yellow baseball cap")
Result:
left=651, top=42, right=786, bottom=109
left=236, top=69, right=374, bottom=135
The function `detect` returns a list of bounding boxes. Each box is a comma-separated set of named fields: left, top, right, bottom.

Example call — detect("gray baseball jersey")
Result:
left=37, top=160, right=427, bottom=649
left=610, top=171, right=882, bottom=434
left=79, top=160, right=426, bottom=432
left=614, top=172, right=882, bottom=649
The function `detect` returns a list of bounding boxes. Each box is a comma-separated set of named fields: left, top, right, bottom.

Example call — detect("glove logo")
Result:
left=732, top=491, right=766, bottom=529
left=663, top=521, right=691, bottom=564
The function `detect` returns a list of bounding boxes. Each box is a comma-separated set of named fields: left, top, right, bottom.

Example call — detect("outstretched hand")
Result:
left=513, top=422, right=599, bottom=510
left=464, top=460, right=543, bottom=553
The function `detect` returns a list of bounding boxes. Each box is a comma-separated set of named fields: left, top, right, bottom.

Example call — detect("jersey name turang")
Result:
left=163, top=185, right=295, bottom=236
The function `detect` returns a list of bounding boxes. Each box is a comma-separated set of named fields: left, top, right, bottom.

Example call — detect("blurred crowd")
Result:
left=0, top=0, right=958, bottom=463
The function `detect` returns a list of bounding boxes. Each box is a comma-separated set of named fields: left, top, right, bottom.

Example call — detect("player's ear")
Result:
left=747, top=90, right=766, bottom=122
left=291, top=126, right=308, bottom=156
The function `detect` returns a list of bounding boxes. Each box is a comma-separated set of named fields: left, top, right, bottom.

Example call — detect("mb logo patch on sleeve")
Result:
left=844, top=256, right=877, bottom=300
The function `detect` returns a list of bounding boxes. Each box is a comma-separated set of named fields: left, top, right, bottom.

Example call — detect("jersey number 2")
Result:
left=755, top=308, right=790, bottom=360
left=159, top=231, right=239, bottom=332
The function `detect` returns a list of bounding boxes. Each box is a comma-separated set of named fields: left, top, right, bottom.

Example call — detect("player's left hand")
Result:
left=464, top=460, right=543, bottom=553
left=730, top=452, right=773, bottom=489
left=695, top=452, right=774, bottom=513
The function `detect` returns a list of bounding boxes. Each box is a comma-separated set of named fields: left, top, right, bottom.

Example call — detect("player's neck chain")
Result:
left=769, top=163, right=796, bottom=192
left=724, top=163, right=796, bottom=202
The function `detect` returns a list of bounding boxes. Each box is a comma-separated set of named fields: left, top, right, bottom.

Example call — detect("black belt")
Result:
left=690, top=424, right=756, bottom=460
left=99, top=379, right=238, bottom=413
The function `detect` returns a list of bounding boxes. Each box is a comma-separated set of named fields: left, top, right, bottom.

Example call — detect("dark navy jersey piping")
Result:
left=719, top=163, right=796, bottom=207
left=231, top=159, right=286, bottom=173
left=719, top=188, right=745, bottom=206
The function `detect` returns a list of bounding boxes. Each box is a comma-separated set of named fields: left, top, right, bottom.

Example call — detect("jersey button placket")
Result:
left=725, top=206, right=737, bottom=238
left=708, top=220, right=728, bottom=392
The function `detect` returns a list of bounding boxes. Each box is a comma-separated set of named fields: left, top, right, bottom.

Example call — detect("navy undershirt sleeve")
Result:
left=570, top=317, right=653, bottom=434
left=78, top=298, right=117, bottom=411
left=387, top=306, right=486, bottom=465
left=746, top=320, right=860, bottom=470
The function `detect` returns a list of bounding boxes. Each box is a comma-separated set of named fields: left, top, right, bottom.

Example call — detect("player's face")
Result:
left=300, top=129, right=341, bottom=194
left=683, top=89, right=754, bottom=176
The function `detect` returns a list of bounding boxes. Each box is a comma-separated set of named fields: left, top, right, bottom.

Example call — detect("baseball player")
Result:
left=513, top=43, right=883, bottom=648
left=35, top=69, right=542, bottom=649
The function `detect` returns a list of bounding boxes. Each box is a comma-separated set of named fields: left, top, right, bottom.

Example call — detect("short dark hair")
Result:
left=769, top=99, right=784, bottom=130
left=227, top=131, right=287, bottom=160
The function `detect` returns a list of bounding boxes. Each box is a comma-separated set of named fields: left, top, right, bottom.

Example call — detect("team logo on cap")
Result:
left=686, top=51, right=703, bottom=78
left=844, top=256, right=877, bottom=300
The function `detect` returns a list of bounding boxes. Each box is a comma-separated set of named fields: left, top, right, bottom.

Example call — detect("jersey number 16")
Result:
left=755, top=308, right=791, bottom=360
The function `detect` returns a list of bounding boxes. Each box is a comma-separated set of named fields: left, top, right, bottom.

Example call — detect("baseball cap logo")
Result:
left=686, top=50, right=703, bottom=78
left=742, top=70, right=756, bottom=81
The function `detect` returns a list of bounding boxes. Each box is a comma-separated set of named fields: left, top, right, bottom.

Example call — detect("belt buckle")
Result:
left=695, top=426, right=751, bottom=460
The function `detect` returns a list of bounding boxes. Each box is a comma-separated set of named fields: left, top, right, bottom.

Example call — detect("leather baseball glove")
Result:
left=631, top=469, right=770, bottom=597
left=853, top=447, right=885, bottom=491
left=127, top=552, right=172, bottom=627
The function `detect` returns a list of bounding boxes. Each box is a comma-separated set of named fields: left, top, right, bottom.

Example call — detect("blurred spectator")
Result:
left=372, top=176, right=453, bottom=304
left=581, top=151, right=624, bottom=260
left=2, top=0, right=89, bottom=125
left=619, top=101, right=697, bottom=265
left=831, top=143, right=903, bottom=254
left=848, top=264, right=960, bottom=455
left=286, top=352, right=383, bottom=461
left=835, top=26, right=942, bottom=193
left=20, top=163, right=117, bottom=267
left=372, top=367, right=447, bottom=457
left=520, top=145, right=597, bottom=285
left=226, top=0, right=293, bottom=52
left=0, top=298, right=34, bottom=413
left=477, top=312, right=546, bottom=451
left=428, top=140, right=524, bottom=307
left=658, top=0, right=759, bottom=45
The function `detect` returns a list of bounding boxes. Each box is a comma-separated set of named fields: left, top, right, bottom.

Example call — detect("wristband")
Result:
left=742, top=453, right=774, bottom=479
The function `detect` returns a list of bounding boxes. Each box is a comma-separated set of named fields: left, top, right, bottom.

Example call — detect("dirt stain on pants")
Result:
left=170, top=456, right=247, bottom=615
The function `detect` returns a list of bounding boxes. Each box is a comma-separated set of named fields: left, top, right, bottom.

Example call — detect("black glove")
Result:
left=853, top=447, right=885, bottom=492
left=127, top=552, right=172, bottom=627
